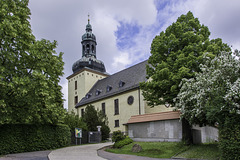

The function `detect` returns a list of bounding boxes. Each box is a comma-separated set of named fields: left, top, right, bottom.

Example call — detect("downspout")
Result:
left=138, top=87, right=141, bottom=115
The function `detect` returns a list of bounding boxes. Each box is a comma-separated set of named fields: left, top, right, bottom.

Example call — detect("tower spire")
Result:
left=88, top=13, right=90, bottom=24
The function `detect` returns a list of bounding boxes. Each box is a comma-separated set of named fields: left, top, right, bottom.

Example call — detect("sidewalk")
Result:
left=48, top=142, right=113, bottom=160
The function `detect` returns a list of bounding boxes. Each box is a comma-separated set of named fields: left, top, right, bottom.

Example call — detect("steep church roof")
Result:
left=76, top=60, right=148, bottom=108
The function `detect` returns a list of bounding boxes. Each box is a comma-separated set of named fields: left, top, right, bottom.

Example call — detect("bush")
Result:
left=0, top=124, right=71, bottom=155
left=219, top=115, right=240, bottom=160
left=113, top=137, right=133, bottom=148
left=112, top=130, right=125, bottom=142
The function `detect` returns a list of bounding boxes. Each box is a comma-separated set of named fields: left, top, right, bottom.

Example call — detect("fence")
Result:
left=88, top=131, right=102, bottom=143
left=71, top=131, right=102, bottom=144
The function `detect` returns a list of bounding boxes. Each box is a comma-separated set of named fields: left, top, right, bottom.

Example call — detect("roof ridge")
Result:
left=130, top=110, right=179, bottom=117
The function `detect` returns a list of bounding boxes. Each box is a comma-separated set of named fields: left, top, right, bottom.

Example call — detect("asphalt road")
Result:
left=0, top=150, right=51, bottom=160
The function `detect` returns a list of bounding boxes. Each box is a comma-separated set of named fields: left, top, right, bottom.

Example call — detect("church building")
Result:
left=67, top=18, right=173, bottom=133
left=67, top=18, right=218, bottom=143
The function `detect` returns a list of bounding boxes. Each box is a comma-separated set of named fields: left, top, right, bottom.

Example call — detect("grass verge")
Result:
left=175, top=143, right=220, bottom=160
left=106, top=142, right=220, bottom=159
left=106, top=141, right=188, bottom=158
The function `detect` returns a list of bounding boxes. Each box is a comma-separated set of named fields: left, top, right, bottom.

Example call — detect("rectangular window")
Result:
left=114, top=99, right=119, bottom=115
left=74, top=96, right=78, bottom=105
left=81, top=108, right=84, bottom=117
left=115, top=120, right=119, bottom=127
left=102, top=103, right=106, bottom=115
left=75, top=81, right=77, bottom=90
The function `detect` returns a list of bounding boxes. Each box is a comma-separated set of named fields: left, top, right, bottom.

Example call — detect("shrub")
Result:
left=219, top=115, right=240, bottom=160
left=0, top=124, right=71, bottom=155
left=112, top=130, right=125, bottom=142
left=113, top=136, right=133, bottom=148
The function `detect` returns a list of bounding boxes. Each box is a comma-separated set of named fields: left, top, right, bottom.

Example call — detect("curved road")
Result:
left=0, top=142, right=184, bottom=160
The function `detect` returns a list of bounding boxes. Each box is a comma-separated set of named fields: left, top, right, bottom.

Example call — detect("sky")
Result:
left=28, top=0, right=240, bottom=109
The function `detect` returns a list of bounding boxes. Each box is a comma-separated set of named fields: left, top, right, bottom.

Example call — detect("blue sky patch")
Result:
left=115, top=21, right=141, bottom=50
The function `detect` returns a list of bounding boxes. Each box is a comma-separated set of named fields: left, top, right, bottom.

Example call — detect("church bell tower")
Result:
left=67, top=16, right=108, bottom=113
left=81, top=16, right=97, bottom=58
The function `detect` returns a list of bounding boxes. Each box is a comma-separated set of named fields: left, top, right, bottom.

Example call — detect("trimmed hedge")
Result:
left=113, top=137, right=133, bottom=148
left=218, top=115, right=240, bottom=160
left=0, top=124, right=71, bottom=155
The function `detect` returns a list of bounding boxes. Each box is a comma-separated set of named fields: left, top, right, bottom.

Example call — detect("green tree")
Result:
left=0, top=0, right=65, bottom=124
left=63, top=110, right=87, bottom=144
left=83, top=105, right=110, bottom=140
left=175, top=51, right=240, bottom=159
left=175, top=51, right=240, bottom=126
left=64, top=110, right=87, bottom=132
left=140, top=11, right=230, bottom=107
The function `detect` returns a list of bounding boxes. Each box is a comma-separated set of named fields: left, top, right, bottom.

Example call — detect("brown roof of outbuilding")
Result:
left=127, top=111, right=180, bottom=124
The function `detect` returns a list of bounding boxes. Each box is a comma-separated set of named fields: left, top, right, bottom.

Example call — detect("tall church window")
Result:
left=115, top=120, right=119, bottom=127
left=81, top=108, right=84, bottom=117
left=75, top=81, right=77, bottom=90
left=114, top=99, right=119, bottom=115
left=102, top=103, right=105, bottom=115
left=74, top=96, right=78, bottom=105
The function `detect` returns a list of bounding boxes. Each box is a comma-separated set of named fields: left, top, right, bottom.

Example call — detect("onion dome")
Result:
left=72, top=56, right=106, bottom=73
left=72, top=15, right=106, bottom=74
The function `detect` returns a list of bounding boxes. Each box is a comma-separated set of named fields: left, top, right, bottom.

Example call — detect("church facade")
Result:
left=67, top=19, right=173, bottom=133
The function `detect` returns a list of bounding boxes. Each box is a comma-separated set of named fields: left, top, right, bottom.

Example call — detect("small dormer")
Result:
left=119, top=80, right=125, bottom=88
left=95, top=89, right=102, bottom=96
left=86, top=93, right=92, bottom=99
left=106, top=85, right=112, bottom=92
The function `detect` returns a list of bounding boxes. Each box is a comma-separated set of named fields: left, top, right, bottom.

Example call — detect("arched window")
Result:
left=83, top=45, right=85, bottom=53
left=92, top=45, right=95, bottom=53
left=86, top=44, right=90, bottom=53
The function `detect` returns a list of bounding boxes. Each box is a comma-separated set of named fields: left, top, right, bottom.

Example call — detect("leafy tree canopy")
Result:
left=174, top=51, right=240, bottom=126
left=64, top=110, right=87, bottom=132
left=82, top=105, right=110, bottom=140
left=0, top=0, right=65, bottom=124
left=140, top=11, right=230, bottom=107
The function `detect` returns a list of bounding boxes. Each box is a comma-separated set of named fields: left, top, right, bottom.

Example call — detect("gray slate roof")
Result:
left=76, top=60, right=148, bottom=108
